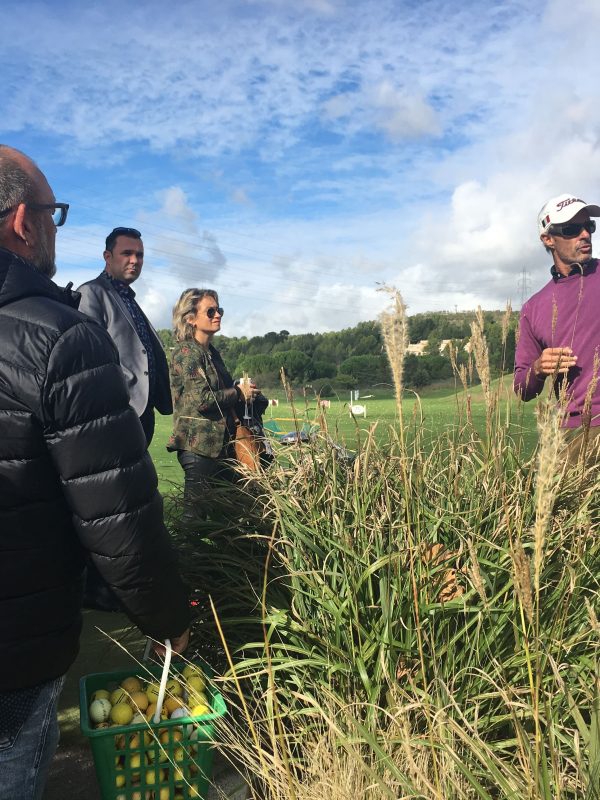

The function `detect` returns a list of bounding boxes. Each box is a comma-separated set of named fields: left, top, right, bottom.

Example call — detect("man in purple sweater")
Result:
left=514, top=194, right=600, bottom=453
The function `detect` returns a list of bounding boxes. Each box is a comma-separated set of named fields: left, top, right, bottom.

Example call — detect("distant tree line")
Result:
left=157, top=310, right=518, bottom=394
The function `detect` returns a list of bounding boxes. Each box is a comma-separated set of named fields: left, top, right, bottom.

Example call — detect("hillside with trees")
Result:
left=157, top=309, right=518, bottom=393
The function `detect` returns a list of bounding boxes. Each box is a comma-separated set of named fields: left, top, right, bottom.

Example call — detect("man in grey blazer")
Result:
left=77, top=227, right=172, bottom=444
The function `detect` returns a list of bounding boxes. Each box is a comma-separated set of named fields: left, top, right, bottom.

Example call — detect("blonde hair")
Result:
left=172, top=288, right=219, bottom=342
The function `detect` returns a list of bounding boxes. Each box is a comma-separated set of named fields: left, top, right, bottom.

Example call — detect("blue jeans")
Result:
left=0, top=675, right=65, bottom=800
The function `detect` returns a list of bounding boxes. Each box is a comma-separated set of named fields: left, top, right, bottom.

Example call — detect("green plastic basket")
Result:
left=80, top=653, right=227, bottom=800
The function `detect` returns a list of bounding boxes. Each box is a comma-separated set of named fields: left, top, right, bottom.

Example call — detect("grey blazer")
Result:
left=76, top=273, right=172, bottom=417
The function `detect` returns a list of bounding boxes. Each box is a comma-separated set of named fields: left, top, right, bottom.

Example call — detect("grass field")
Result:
left=150, top=376, right=540, bottom=494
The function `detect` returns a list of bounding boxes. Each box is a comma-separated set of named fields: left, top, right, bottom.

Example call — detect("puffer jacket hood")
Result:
left=0, top=247, right=189, bottom=691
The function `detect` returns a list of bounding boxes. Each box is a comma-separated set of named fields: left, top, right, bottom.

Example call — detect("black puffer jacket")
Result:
left=0, top=247, right=190, bottom=691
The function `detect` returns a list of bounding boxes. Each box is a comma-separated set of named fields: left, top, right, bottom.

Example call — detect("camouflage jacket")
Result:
left=167, top=341, right=239, bottom=458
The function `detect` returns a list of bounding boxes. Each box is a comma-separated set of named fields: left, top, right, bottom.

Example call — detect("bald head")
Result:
left=0, top=145, right=37, bottom=211
left=0, top=145, right=57, bottom=277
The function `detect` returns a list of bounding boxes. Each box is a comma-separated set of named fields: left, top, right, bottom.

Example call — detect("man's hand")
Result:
left=533, top=347, right=577, bottom=377
left=152, top=628, right=190, bottom=657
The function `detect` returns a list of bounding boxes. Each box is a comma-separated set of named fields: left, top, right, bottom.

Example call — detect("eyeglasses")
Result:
left=110, top=227, right=141, bottom=238
left=550, top=220, right=596, bottom=238
left=30, top=203, right=69, bottom=227
left=205, top=306, right=224, bottom=319
left=0, top=202, right=69, bottom=227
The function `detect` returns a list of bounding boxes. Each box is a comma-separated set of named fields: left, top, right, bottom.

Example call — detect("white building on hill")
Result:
left=406, top=339, right=469, bottom=356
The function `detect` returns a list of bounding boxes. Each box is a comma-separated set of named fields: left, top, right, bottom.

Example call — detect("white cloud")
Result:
left=0, top=0, right=538, bottom=158
left=322, top=93, right=357, bottom=120
left=231, top=188, right=251, bottom=205
left=160, top=188, right=198, bottom=233
left=322, top=80, right=440, bottom=141
left=138, top=187, right=228, bottom=286
left=7, top=0, right=600, bottom=341
left=372, top=81, right=440, bottom=140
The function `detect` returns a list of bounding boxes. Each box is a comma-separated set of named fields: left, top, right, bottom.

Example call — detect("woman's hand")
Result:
left=237, top=378, right=261, bottom=401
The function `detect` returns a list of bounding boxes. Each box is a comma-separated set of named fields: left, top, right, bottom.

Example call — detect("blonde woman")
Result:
left=167, top=288, right=268, bottom=521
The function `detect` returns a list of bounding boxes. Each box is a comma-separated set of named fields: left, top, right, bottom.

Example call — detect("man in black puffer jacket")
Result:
left=0, top=146, right=190, bottom=800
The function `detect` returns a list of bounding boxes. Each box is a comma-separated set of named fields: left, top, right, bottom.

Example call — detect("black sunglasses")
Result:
left=206, top=306, right=224, bottom=319
left=550, top=220, right=596, bottom=238
left=110, top=226, right=141, bottom=238
left=0, top=202, right=69, bottom=227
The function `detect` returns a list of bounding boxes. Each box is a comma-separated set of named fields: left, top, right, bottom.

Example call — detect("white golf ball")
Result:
left=89, top=698, right=112, bottom=723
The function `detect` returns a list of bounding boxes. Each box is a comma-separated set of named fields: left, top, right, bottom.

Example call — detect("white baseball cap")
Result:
left=538, top=193, right=600, bottom=235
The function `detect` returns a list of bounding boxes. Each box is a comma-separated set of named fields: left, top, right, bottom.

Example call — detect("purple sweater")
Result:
left=514, top=259, right=600, bottom=428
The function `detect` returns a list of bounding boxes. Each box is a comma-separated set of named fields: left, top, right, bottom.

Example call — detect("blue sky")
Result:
left=2, top=0, right=599, bottom=335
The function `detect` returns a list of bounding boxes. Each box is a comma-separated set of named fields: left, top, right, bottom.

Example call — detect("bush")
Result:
left=311, top=379, right=335, bottom=397
left=330, top=373, right=356, bottom=390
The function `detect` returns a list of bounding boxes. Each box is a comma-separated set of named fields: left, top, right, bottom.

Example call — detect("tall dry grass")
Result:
left=172, top=290, right=600, bottom=799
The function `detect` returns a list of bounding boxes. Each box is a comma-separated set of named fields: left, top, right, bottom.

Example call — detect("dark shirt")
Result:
left=101, top=271, right=156, bottom=402
left=550, top=261, right=587, bottom=281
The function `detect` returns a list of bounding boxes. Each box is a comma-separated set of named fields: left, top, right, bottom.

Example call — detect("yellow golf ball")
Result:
left=144, top=768, right=160, bottom=785
left=146, top=682, right=161, bottom=704
left=120, top=676, right=143, bottom=694
left=128, top=751, right=145, bottom=778
left=190, top=702, right=210, bottom=718
left=110, top=688, right=129, bottom=706
left=91, top=689, right=111, bottom=702
left=186, top=674, right=206, bottom=694
left=159, top=728, right=183, bottom=745
left=187, top=689, right=207, bottom=708
left=145, top=702, right=168, bottom=721
left=164, top=695, right=185, bottom=715
left=110, top=702, right=134, bottom=726
left=166, top=678, right=183, bottom=697
left=182, top=664, right=203, bottom=680
left=129, top=691, right=149, bottom=711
